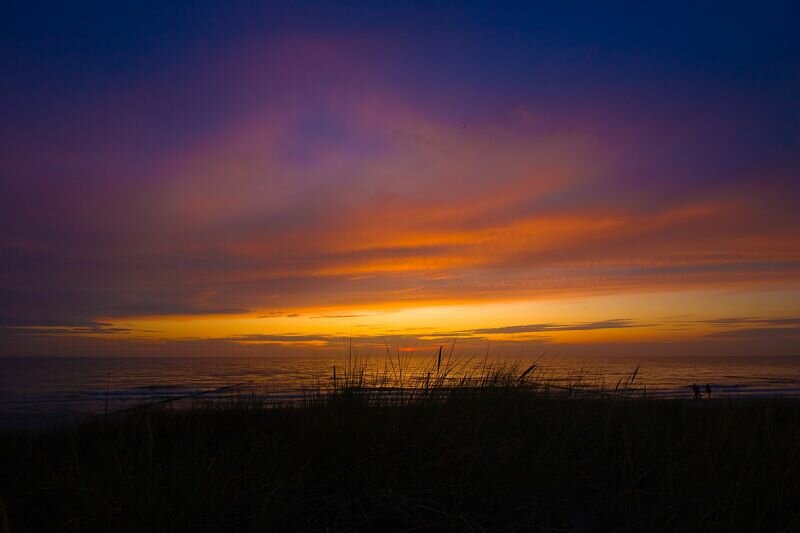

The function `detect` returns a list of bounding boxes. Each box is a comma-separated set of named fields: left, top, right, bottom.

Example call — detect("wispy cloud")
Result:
left=701, top=317, right=800, bottom=327
left=705, top=327, right=800, bottom=340
left=222, top=333, right=336, bottom=343
left=461, top=319, right=640, bottom=335
left=3, top=321, right=154, bottom=336
left=310, top=314, right=374, bottom=319
left=0, top=31, right=798, bottom=356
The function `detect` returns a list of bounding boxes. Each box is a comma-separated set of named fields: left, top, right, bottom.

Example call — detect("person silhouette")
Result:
left=705, top=383, right=711, bottom=399
left=691, top=383, right=701, bottom=400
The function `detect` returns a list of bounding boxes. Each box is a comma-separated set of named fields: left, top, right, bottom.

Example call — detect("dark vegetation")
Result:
left=1, top=361, right=800, bottom=532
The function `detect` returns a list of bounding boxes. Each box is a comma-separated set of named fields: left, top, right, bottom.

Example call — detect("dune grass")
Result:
left=1, top=356, right=800, bottom=531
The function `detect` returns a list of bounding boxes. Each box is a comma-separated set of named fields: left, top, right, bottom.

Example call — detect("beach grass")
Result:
left=1, top=358, right=800, bottom=531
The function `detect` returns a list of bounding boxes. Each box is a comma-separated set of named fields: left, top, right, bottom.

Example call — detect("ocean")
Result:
left=2, top=354, right=800, bottom=429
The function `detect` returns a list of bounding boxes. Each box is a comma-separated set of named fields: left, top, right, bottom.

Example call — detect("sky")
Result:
left=1, top=1, right=799, bottom=358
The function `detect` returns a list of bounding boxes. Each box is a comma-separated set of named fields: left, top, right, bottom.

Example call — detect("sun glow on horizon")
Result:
left=1, top=4, right=798, bottom=358
left=35, top=286, right=794, bottom=357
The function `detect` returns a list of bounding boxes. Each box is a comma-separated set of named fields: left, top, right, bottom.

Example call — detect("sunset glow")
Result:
left=1, top=2, right=798, bottom=358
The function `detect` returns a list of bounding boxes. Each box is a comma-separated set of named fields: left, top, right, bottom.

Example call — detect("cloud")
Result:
left=310, top=314, right=373, bottom=319
left=0, top=32, right=799, bottom=352
left=705, top=327, right=800, bottom=340
left=463, top=319, right=640, bottom=335
left=701, top=317, right=800, bottom=327
left=3, top=321, right=151, bottom=336
left=205, top=319, right=642, bottom=347
left=222, top=334, right=336, bottom=343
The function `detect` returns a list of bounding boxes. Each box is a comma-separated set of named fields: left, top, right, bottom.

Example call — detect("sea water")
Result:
left=2, top=355, right=800, bottom=428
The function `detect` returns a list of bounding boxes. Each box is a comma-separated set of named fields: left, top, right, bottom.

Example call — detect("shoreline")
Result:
left=2, top=385, right=800, bottom=531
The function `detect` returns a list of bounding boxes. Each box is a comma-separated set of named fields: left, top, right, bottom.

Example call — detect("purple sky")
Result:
left=1, top=2, right=799, bottom=356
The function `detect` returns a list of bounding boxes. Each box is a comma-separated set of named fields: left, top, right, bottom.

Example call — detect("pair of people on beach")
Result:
left=692, top=383, right=711, bottom=399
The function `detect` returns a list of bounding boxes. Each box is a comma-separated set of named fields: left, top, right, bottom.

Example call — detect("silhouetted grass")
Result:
left=1, top=358, right=800, bottom=531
